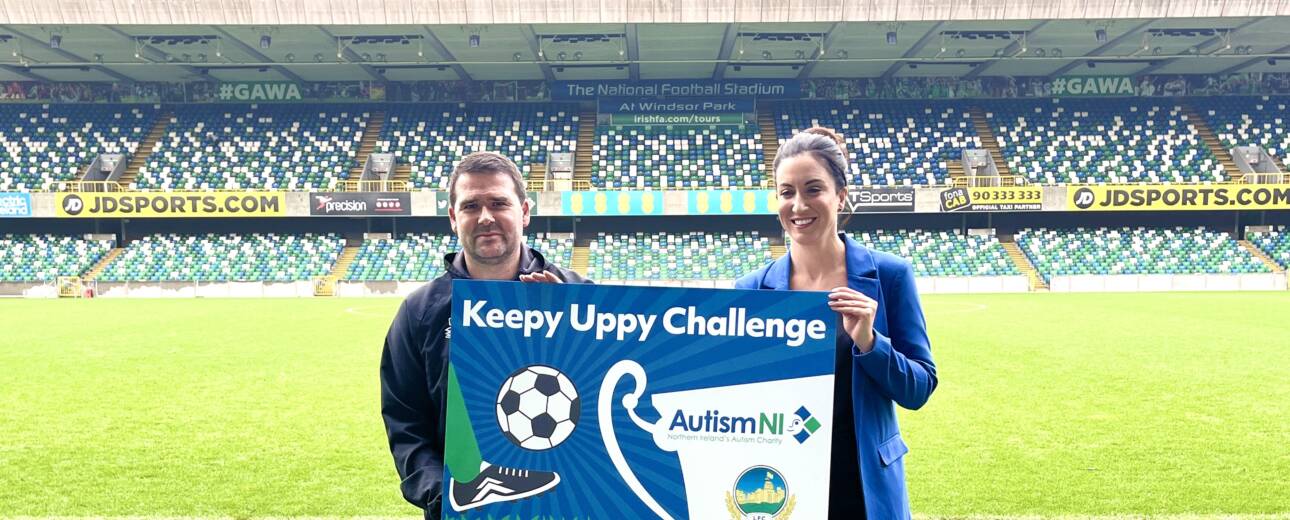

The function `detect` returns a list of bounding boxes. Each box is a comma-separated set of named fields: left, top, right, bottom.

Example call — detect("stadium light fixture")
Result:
left=314, top=53, right=323, bottom=62
left=886, top=31, right=897, bottom=45
left=285, top=52, right=295, bottom=62
left=762, top=50, right=772, bottom=60
left=573, top=51, right=583, bottom=61
left=1051, top=48, right=1062, bottom=58
left=557, top=51, right=567, bottom=61
left=260, top=34, right=271, bottom=49
left=49, top=34, right=61, bottom=49
left=469, top=34, right=480, bottom=47
left=1095, top=28, right=1108, bottom=43
left=836, top=49, right=848, bottom=59
left=513, top=52, right=523, bottom=62
left=956, top=48, right=966, bottom=58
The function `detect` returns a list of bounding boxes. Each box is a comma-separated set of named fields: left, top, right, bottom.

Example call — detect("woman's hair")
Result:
left=772, top=126, right=850, bottom=191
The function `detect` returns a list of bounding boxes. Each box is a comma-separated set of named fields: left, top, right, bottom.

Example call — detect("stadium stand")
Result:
left=1016, top=226, right=1268, bottom=282
left=97, top=233, right=344, bottom=282
left=343, top=233, right=572, bottom=281
left=772, top=100, right=979, bottom=186
left=134, top=104, right=366, bottom=190
left=1194, top=96, right=1290, bottom=165
left=379, top=103, right=579, bottom=190
left=0, top=234, right=114, bottom=282
left=591, top=124, right=764, bottom=189
left=984, top=98, right=1225, bottom=184
left=0, top=104, right=157, bottom=191
left=850, top=229, right=1020, bottom=277
left=587, top=231, right=772, bottom=280
left=1247, top=226, right=1290, bottom=268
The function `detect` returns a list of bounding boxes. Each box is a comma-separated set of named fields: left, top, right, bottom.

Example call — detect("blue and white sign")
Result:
left=553, top=80, right=800, bottom=100
left=446, top=281, right=836, bottom=519
left=0, top=193, right=32, bottom=217
left=598, top=97, right=756, bottom=114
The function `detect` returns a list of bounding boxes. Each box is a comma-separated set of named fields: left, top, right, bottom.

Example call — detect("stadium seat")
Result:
left=984, top=99, right=1225, bottom=184
left=0, top=234, right=114, bottom=282
left=850, top=229, right=1019, bottom=277
left=344, top=234, right=572, bottom=281
left=379, top=103, right=579, bottom=190
left=592, top=125, right=765, bottom=189
left=1247, top=226, right=1290, bottom=268
left=587, top=231, right=772, bottom=280
left=98, top=233, right=344, bottom=282
left=774, top=100, right=980, bottom=186
left=0, top=104, right=157, bottom=191
left=135, top=104, right=366, bottom=190
left=1194, top=95, right=1290, bottom=166
left=1016, top=226, right=1267, bottom=282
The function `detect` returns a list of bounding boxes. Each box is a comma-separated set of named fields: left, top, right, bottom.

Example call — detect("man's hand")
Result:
left=518, top=271, right=563, bottom=283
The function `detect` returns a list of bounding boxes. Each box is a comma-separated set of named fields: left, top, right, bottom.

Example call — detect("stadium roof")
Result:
left=0, top=16, right=1287, bottom=82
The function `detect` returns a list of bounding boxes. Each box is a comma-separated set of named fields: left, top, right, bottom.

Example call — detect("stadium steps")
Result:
left=758, top=106, right=779, bottom=175
left=329, top=246, right=361, bottom=280
left=1239, top=240, right=1285, bottom=273
left=349, top=110, right=385, bottom=180
left=574, top=109, right=596, bottom=185
left=770, top=244, right=787, bottom=259
left=1000, top=240, right=1047, bottom=291
left=529, top=163, right=547, bottom=187
left=570, top=245, right=590, bottom=274
left=1182, top=105, right=1240, bottom=180
left=81, top=247, right=124, bottom=282
left=968, top=107, right=1013, bottom=177
left=118, top=111, right=172, bottom=187
left=392, top=165, right=411, bottom=183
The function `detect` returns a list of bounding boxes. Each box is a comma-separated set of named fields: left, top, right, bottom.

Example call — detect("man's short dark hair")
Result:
left=448, top=152, right=526, bottom=207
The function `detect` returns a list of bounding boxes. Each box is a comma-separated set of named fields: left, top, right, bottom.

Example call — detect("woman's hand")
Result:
left=519, top=271, right=563, bottom=283
left=828, top=286, right=877, bottom=353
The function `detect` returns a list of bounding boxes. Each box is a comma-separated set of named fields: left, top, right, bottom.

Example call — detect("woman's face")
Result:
left=776, top=153, right=845, bottom=247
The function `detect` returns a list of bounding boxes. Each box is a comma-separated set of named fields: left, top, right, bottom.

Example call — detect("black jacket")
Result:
left=379, top=246, right=590, bottom=518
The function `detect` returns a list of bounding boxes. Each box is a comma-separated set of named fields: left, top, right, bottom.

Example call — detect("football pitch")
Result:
left=1, top=292, right=1287, bottom=518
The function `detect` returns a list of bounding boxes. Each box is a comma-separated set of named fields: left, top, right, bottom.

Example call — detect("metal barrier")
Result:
left=48, top=181, right=122, bottom=192
left=952, top=175, right=1029, bottom=187
left=335, top=179, right=410, bottom=192
left=1237, top=172, right=1290, bottom=184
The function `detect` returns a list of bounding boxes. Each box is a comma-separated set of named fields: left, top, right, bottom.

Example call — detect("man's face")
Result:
left=449, top=171, right=530, bottom=267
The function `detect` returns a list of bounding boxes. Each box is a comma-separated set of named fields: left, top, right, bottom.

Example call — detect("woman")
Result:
left=736, top=127, right=937, bottom=519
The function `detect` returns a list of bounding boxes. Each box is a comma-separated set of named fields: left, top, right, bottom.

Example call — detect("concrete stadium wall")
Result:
left=1050, top=273, right=1288, bottom=292
left=96, top=281, right=316, bottom=298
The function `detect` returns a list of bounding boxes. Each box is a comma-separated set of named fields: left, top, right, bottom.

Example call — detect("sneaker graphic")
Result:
left=447, top=462, right=560, bottom=512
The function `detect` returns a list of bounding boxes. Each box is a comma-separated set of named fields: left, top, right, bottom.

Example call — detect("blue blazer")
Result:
left=735, top=233, right=937, bottom=519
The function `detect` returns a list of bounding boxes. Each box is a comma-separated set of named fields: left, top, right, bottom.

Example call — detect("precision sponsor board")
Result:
left=940, top=186, right=1043, bottom=212
left=845, top=187, right=915, bottom=213
left=56, top=192, right=287, bottom=217
left=1067, top=184, right=1290, bottom=211
left=308, top=192, right=410, bottom=216
left=0, top=192, right=32, bottom=217
left=446, top=281, right=834, bottom=519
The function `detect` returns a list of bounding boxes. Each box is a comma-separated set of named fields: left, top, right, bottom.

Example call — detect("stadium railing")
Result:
left=335, top=179, right=410, bottom=192
left=952, top=175, right=1031, bottom=187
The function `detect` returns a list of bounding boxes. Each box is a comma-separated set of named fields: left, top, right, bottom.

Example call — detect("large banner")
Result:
left=1068, top=184, right=1290, bottom=211
left=56, top=192, right=287, bottom=217
left=308, top=192, right=410, bottom=216
left=553, top=80, right=800, bottom=100
left=686, top=190, right=776, bottom=215
left=940, top=186, right=1043, bottom=212
left=0, top=192, right=32, bottom=217
left=845, top=187, right=915, bottom=213
left=446, top=281, right=836, bottom=519
left=562, top=191, right=664, bottom=216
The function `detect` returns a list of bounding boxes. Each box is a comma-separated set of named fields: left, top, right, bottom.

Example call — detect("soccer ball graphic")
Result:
left=496, top=365, right=581, bottom=450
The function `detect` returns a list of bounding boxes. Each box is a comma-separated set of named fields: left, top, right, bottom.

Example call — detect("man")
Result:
left=380, top=151, right=590, bottom=518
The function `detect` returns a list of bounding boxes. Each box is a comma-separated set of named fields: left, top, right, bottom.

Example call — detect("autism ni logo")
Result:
left=668, top=405, right=822, bottom=444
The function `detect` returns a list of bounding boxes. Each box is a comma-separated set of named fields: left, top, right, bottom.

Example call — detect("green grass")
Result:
left=1, top=293, right=1288, bottom=518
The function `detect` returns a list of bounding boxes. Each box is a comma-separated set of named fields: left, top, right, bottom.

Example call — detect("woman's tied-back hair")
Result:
left=772, top=126, right=850, bottom=191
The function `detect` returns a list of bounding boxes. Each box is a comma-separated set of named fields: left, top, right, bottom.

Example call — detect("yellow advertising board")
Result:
left=940, top=186, right=1042, bottom=212
left=56, top=192, right=287, bottom=217
left=1067, top=184, right=1290, bottom=211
